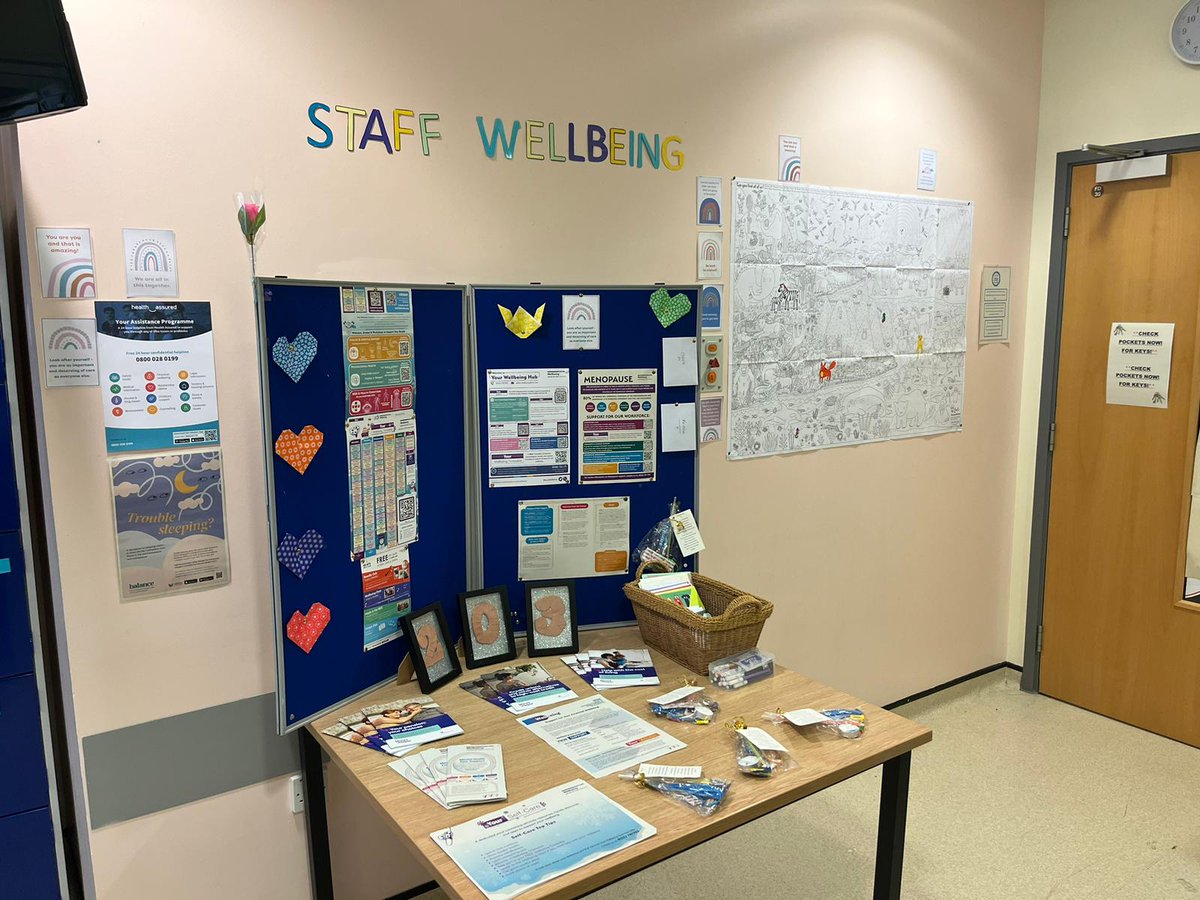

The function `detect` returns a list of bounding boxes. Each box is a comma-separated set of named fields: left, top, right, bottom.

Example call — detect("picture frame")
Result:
left=524, top=580, right=579, bottom=657
left=457, top=586, right=518, bottom=669
left=399, top=601, right=462, bottom=693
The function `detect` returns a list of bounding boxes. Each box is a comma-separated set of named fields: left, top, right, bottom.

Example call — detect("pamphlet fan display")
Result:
left=257, top=279, right=469, bottom=732
left=473, top=286, right=700, bottom=628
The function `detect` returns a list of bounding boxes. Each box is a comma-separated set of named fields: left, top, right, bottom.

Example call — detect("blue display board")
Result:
left=258, top=280, right=467, bottom=732
left=473, top=286, right=699, bottom=628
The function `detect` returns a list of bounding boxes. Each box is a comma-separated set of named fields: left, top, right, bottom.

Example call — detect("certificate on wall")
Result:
left=431, top=780, right=655, bottom=900
left=517, top=497, right=630, bottom=580
left=486, top=368, right=571, bottom=488
left=110, top=451, right=229, bottom=600
left=578, top=368, right=657, bottom=483
left=95, top=301, right=220, bottom=453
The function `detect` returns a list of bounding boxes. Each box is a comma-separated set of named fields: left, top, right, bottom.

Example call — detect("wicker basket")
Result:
left=623, top=562, right=773, bottom=675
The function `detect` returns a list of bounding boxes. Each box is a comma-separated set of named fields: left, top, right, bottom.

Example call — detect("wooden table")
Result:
left=302, top=627, right=932, bottom=900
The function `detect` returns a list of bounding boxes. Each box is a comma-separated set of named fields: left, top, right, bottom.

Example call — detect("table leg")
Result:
left=300, top=729, right=335, bottom=900
left=873, top=751, right=911, bottom=900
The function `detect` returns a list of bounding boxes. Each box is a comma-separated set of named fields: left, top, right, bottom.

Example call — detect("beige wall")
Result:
left=1007, top=0, right=1200, bottom=664
left=18, top=1, right=1044, bottom=896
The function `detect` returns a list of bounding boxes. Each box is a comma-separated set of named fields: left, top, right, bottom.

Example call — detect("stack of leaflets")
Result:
left=638, top=570, right=707, bottom=615
left=459, top=662, right=577, bottom=715
left=322, top=696, right=463, bottom=757
left=390, top=744, right=507, bottom=809
left=562, top=649, right=660, bottom=690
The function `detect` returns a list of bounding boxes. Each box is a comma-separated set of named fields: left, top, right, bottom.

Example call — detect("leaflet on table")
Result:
left=340, top=286, right=415, bottom=418
left=322, top=696, right=462, bottom=756
left=345, top=411, right=418, bottom=561
left=95, top=301, right=220, bottom=453
left=561, top=649, right=660, bottom=690
left=578, top=368, right=657, bottom=483
left=391, top=744, right=508, bottom=809
left=517, top=496, right=630, bottom=581
left=485, top=368, right=571, bottom=488
left=459, top=662, right=577, bottom=715
left=431, top=779, right=656, bottom=900
left=519, top=694, right=686, bottom=778
left=362, top=545, right=411, bottom=651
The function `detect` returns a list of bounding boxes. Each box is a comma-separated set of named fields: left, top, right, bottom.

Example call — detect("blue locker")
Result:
left=0, top=531, right=32, bottom=680
left=0, top=807, right=59, bottom=898
left=0, top=674, right=51, bottom=818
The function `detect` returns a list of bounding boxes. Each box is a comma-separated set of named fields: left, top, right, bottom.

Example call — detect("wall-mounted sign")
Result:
left=1106, top=322, right=1174, bottom=408
left=979, top=266, right=1011, bottom=344
left=305, top=103, right=684, bottom=171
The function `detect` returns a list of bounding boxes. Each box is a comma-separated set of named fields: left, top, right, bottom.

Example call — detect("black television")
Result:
left=0, top=0, right=87, bottom=124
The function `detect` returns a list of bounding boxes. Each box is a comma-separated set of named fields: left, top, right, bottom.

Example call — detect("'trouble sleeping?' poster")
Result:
left=110, top=451, right=230, bottom=600
left=95, top=301, right=220, bottom=453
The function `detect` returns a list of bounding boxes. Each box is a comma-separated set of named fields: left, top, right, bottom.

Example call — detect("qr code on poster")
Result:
left=397, top=496, right=416, bottom=522
left=554, top=451, right=567, bottom=463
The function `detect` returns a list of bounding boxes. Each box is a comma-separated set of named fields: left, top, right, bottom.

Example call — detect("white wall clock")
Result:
left=1172, top=1, right=1200, bottom=64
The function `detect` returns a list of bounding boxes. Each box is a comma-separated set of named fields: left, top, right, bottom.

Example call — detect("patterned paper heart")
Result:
left=275, top=425, right=324, bottom=475
left=277, top=529, right=325, bottom=580
left=271, top=332, right=318, bottom=383
left=286, top=602, right=331, bottom=653
left=649, top=287, right=692, bottom=328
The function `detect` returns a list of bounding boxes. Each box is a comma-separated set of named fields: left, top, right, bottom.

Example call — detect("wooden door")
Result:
left=1041, top=151, right=1200, bottom=747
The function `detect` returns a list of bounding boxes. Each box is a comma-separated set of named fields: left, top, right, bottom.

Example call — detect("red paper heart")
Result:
left=286, top=602, right=331, bottom=653
left=275, top=425, right=324, bottom=475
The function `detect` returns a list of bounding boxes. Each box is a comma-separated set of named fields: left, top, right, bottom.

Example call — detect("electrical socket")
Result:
left=289, top=774, right=305, bottom=814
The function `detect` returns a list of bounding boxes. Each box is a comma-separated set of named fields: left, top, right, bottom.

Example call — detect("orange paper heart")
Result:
left=275, top=425, right=324, bottom=474
left=286, top=602, right=330, bottom=653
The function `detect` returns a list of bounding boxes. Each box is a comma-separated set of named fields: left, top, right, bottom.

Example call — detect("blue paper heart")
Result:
left=272, top=332, right=318, bottom=383
left=277, top=529, right=324, bottom=580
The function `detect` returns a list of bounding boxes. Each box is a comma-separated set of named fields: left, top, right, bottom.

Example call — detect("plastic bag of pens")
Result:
left=619, top=765, right=731, bottom=817
left=763, top=707, right=868, bottom=740
left=647, top=685, right=720, bottom=725
left=728, top=719, right=795, bottom=777
left=634, top=499, right=685, bottom=572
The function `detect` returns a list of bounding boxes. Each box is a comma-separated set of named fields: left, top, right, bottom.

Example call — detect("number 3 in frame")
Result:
left=524, top=580, right=579, bottom=657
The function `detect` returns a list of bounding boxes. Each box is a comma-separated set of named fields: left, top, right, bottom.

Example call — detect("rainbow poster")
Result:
left=700, top=284, right=722, bottom=330
left=697, top=233, right=722, bottom=281
left=777, top=134, right=802, bottom=182
left=41, top=317, right=99, bottom=387
left=35, top=227, right=96, bottom=299
left=696, top=175, right=723, bottom=226
left=562, top=293, right=600, bottom=350
left=123, top=228, right=179, bottom=297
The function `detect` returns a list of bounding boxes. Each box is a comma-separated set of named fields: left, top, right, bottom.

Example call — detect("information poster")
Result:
left=361, top=545, right=412, bottom=651
left=486, top=368, right=571, bottom=488
left=341, top=285, right=415, bottom=417
left=562, top=293, right=600, bottom=351
left=95, top=301, right=220, bottom=453
left=578, top=369, right=657, bottom=484
left=123, top=228, right=179, bottom=297
left=1106, top=322, right=1174, bottom=408
left=346, top=411, right=418, bottom=561
left=41, top=317, right=99, bottom=387
left=110, top=451, right=229, bottom=600
left=517, top=496, right=630, bottom=580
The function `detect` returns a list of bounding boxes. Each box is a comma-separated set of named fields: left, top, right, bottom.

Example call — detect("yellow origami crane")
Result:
left=498, top=303, right=545, bottom=339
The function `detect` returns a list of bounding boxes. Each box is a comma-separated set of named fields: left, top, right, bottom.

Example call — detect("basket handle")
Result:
left=722, top=594, right=766, bottom=618
left=633, top=559, right=675, bottom=580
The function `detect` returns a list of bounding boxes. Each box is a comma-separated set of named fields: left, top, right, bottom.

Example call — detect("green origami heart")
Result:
left=649, top=288, right=692, bottom=328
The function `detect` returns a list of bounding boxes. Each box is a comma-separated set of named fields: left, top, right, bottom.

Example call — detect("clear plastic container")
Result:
left=708, top=649, right=775, bottom=690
